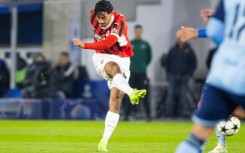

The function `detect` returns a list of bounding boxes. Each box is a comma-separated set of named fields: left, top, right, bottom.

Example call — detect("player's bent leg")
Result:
left=192, top=123, right=215, bottom=141
left=208, top=128, right=227, bottom=153
left=233, top=106, right=245, bottom=119
left=104, top=61, right=121, bottom=78
left=208, top=145, right=226, bottom=153
left=104, top=61, right=146, bottom=105
left=216, top=127, right=226, bottom=146
left=129, top=89, right=147, bottom=105
left=209, top=106, right=245, bottom=153
left=98, top=88, right=124, bottom=152
left=175, top=123, right=215, bottom=153
left=104, top=61, right=132, bottom=95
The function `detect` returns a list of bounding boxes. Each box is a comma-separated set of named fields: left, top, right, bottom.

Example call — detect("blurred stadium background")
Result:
left=2, top=1, right=245, bottom=153
left=0, top=0, right=220, bottom=120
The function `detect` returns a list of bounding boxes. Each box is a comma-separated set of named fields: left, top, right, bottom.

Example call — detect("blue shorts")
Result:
left=192, top=83, right=245, bottom=126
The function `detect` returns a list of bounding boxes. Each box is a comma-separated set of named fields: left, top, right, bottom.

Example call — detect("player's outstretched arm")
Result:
left=73, top=38, right=84, bottom=48
left=176, top=26, right=198, bottom=42
left=206, top=4, right=225, bottom=46
left=207, top=18, right=224, bottom=46
left=177, top=26, right=207, bottom=42
left=73, top=35, right=118, bottom=50
left=200, top=9, right=215, bottom=22
left=176, top=8, right=214, bottom=42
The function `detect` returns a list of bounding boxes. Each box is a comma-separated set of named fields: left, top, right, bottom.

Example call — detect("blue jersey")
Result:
left=206, top=0, right=245, bottom=96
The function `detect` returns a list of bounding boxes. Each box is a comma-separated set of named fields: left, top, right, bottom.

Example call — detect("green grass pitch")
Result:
left=0, top=120, right=244, bottom=153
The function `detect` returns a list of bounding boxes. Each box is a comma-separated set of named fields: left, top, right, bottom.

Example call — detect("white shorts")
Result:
left=92, top=53, right=130, bottom=90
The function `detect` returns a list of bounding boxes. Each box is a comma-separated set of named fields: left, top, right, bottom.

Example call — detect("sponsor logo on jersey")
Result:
left=111, top=28, right=119, bottom=34
left=122, top=72, right=127, bottom=79
left=94, top=34, right=105, bottom=41
left=106, top=31, right=110, bottom=37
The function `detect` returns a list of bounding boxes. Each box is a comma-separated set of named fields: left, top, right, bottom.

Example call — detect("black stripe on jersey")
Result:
left=90, top=12, right=97, bottom=24
left=115, top=43, right=123, bottom=52
left=119, top=21, right=125, bottom=36
left=98, top=28, right=104, bottom=39
left=104, top=49, right=111, bottom=54
left=99, top=28, right=104, bottom=35
left=100, top=50, right=106, bottom=53
left=113, top=22, right=118, bottom=29
left=109, top=46, right=114, bottom=52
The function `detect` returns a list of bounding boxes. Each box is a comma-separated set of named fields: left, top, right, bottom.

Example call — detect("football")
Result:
left=217, top=117, right=241, bottom=136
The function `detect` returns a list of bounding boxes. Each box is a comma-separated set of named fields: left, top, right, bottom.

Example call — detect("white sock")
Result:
left=112, top=74, right=133, bottom=96
left=101, top=111, right=120, bottom=143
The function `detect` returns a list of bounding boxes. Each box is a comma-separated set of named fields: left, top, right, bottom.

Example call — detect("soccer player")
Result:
left=177, top=7, right=245, bottom=153
left=73, top=0, right=146, bottom=152
left=175, top=0, right=245, bottom=153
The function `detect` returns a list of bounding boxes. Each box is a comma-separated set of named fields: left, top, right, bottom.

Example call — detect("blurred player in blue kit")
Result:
left=175, top=0, right=245, bottom=153
left=177, top=7, right=245, bottom=153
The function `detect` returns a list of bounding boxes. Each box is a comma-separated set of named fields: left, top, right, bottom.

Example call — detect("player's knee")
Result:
left=192, top=123, right=215, bottom=141
left=105, top=62, right=121, bottom=77
left=233, top=106, right=245, bottom=119
left=111, top=64, right=121, bottom=77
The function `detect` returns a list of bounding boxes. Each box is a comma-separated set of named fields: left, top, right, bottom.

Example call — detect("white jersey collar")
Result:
left=100, top=15, right=114, bottom=30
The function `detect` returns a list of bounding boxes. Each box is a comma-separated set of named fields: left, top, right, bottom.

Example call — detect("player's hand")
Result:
left=200, top=9, right=215, bottom=22
left=73, top=38, right=84, bottom=48
left=176, top=26, right=198, bottom=42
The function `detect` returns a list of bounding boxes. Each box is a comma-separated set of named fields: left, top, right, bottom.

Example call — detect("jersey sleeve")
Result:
left=212, top=0, right=225, bottom=23
left=110, top=16, right=129, bottom=47
left=206, top=0, right=225, bottom=45
left=84, top=35, right=118, bottom=50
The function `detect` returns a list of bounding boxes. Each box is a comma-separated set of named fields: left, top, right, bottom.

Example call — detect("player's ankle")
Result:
left=101, top=138, right=108, bottom=144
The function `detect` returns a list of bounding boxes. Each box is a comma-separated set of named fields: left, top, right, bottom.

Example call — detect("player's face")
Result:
left=59, top=55, right=69, bottom=66
left=134, top=28, right=143, bottom=39
left=96, top=12, right=112, bottom=28
left=34, top=56, right=44, bottom=62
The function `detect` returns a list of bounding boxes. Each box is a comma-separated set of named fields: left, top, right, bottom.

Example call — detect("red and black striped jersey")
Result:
left=90, top=10, right=134, bottom=57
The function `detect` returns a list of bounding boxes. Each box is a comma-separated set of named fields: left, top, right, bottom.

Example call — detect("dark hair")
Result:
left=34, top=54, right=45, bottom=61
left=134, top=25, right=143, bottom=29
left=17, top=57, right=27, bottom=68
left=60, top=52, right=69, bottom=57
left=94, top=0, right=113, bottom=16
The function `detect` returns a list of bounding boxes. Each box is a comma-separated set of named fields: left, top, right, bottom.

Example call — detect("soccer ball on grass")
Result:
left=217, top=117, right=241, bottom=136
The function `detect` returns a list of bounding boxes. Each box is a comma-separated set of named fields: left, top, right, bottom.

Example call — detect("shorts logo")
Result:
left=111, top=28, right=118, bottom=34
left=123, top=73, right=127, bottom=79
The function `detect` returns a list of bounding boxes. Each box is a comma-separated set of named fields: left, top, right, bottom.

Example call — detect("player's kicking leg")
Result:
left=208, top=128, right=226, bottom=153
left=175, top=83, right=239, bottom=153
left=105, top=61, right=146, bottom=105
left=98, top=61, right=146, bottom=152
left=209, top=107, right=245, bottom=153
left=175, top=123, right=215, bottom=153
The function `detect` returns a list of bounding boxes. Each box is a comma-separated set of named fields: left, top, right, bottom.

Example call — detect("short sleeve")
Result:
left=213, top=0, right=225, bottom=22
